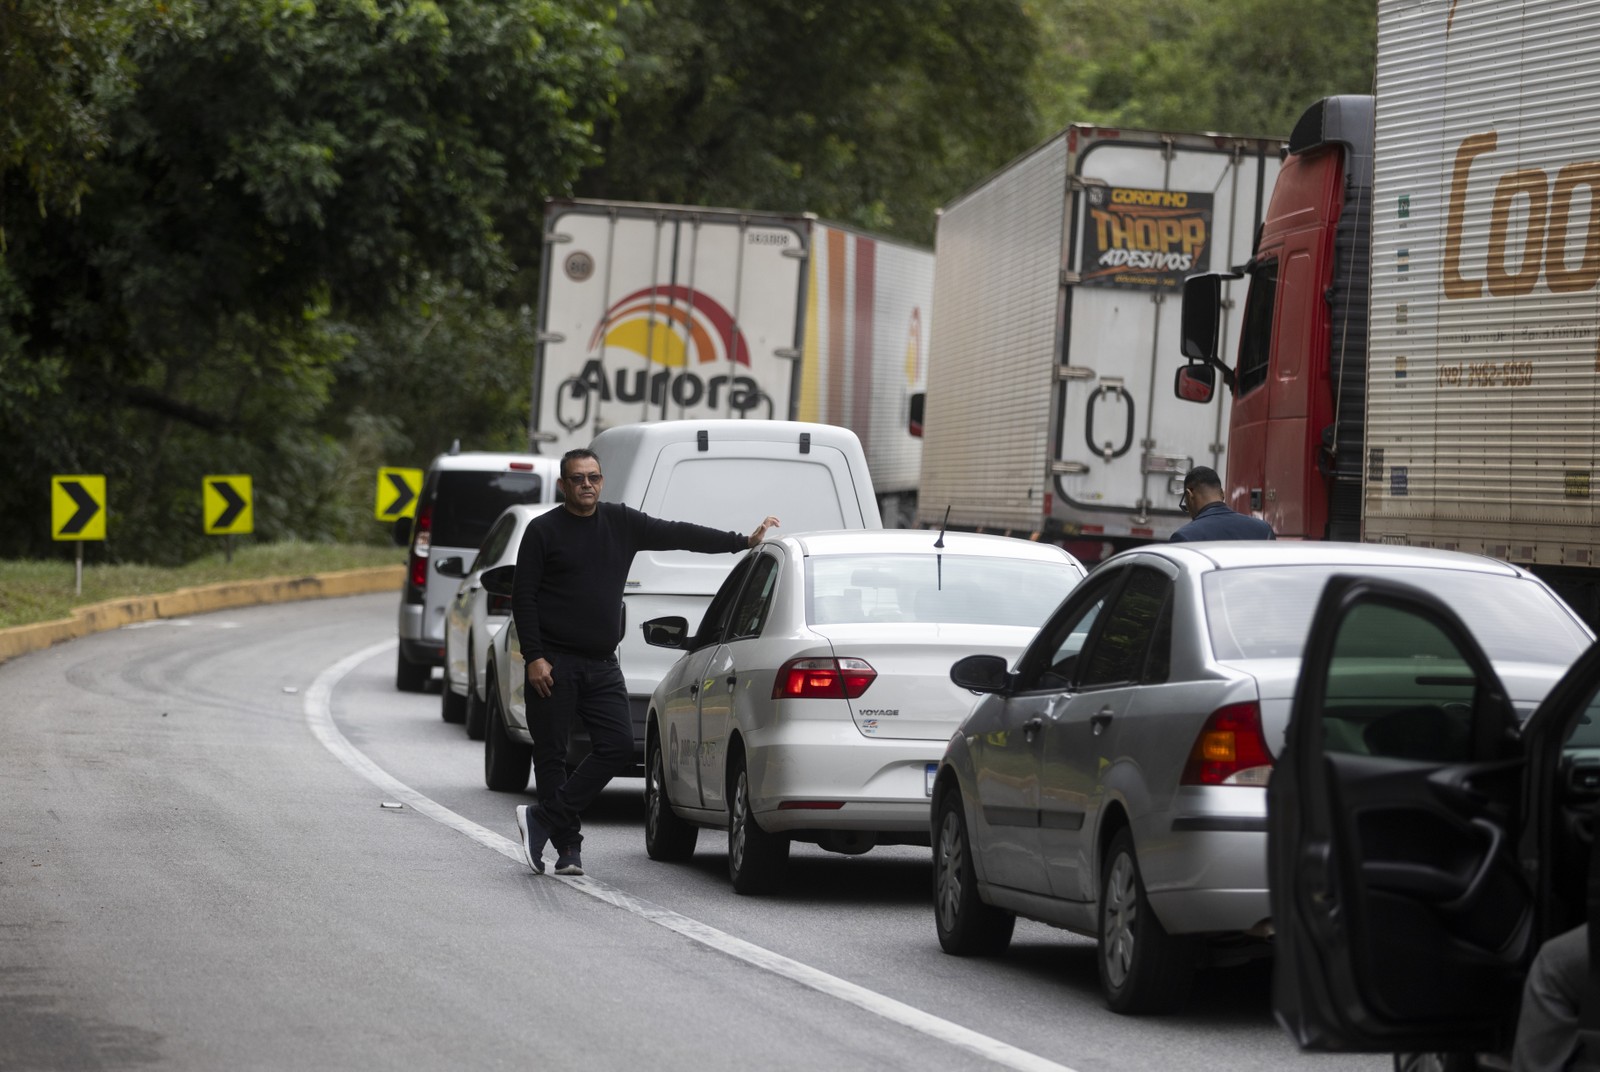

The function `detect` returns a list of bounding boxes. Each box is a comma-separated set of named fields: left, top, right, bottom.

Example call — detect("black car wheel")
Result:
left=727, top=748, right=788, bottom=894
left=396, top=647, right=429, bottom=693
left=440, top=637, right=466, bottom=724
left=483, top=667, right=532, bottom=792
left=644, top=731, right=698, bottom=861
left=463, top=641, right=487, bottom=740
left=933, top=789, right=1015, bottom=956
left=1098, top=826, right=1195, bottom=1014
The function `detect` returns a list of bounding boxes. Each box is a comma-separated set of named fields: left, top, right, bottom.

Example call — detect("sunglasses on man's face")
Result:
left=564, top=472, right=603, bottom=485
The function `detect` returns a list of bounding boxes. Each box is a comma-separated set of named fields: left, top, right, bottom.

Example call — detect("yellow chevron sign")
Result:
left=52, top=475, right=106, bottom=541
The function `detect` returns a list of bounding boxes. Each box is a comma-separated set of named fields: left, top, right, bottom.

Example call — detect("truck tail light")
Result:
left=408, top=503, right=434, bottom=590
left=487, top=592, right=512, bottom=616
left=772, top=657, right=877, bottom=699
left=1181, top=702, right=1273, bottom=786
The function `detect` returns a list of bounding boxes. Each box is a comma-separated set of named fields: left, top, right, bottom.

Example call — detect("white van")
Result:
left=593, top=420, right=882, bottom=767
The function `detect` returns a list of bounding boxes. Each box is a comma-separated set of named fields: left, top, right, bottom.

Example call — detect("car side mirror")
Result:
left=391, top=515, right=413, bottom=548
left=434, top=556, right=466, bottom=579
left=1174, top=363, right=1216, bottom=404
left=642, top=616, right=690, bottom=649
left=950, top=654, right=1013, bottom=694
left=480, top=564, right=515, bottom=597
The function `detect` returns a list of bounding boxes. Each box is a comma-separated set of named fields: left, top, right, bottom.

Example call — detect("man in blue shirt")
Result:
left=1170, top=466, right=1275, bottom=542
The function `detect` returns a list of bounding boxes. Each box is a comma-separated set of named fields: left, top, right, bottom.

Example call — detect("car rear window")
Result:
left=1204, top=565, right=1592, bottom=664
left=431, top=471, right=547, bottom=549
left=807, top=554, right=1078, bottom=626
left=654, top=458, right=848, bottom=533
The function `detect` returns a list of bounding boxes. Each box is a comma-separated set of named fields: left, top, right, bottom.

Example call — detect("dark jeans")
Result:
left=525, top=652, right=632, bottom=847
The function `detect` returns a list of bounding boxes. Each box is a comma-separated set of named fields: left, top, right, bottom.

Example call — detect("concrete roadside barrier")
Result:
left=0, top=565, right=404, bottom=666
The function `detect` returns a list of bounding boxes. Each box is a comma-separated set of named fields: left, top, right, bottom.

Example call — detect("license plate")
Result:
left=925, top=763, right=939, bottom=797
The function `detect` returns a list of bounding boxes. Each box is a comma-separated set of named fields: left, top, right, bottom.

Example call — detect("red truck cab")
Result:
left=1175, top=96, right=1374, bottom=541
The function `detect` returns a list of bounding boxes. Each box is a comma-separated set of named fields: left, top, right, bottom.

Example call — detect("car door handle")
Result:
left=1090, top=709, right=1114, bottom=735
left=1023, top=717, right=1043, bottom=742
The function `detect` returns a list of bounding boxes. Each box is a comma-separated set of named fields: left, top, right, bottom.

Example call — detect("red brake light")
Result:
left=487, top=593, right=512, bottom=616
left=1181, top=702, right=1273, bottom=786
left=772, top=658, right=877, bottom=699
left=409, top=503, right=434, bottom=589
left=509, top=461, right=533, bottom=470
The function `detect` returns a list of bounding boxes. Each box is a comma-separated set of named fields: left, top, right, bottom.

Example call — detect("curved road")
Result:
left=0, top=593, right=1382, bottom=1071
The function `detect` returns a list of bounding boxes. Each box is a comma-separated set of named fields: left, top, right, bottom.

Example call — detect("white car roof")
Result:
left=783, top=528, right=1085, bottom=567
left=1135, top=540, right=1527, bottom=577
left=427, top=451, right=562, bottom=473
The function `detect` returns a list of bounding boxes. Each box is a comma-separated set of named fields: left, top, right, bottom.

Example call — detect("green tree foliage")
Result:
left=1031, top=0, right=1376, bottom=138
left=579, top=0, right=1042, bottom=243
left=1, top=0, right=620, bottom=562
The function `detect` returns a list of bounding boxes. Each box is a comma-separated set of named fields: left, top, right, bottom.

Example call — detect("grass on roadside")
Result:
left=0, top=540, right=405, bottom=629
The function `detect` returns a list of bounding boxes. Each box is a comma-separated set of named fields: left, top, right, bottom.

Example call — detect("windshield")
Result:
left=1204, top=565, right=1591, bottom=664
left=807, top=553, right=1079, bottom=626
left=431, top=471, right=547, bottom=549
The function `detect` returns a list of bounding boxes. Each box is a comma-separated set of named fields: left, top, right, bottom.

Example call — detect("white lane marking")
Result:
left=306, top=640, right=1079, bottom=1072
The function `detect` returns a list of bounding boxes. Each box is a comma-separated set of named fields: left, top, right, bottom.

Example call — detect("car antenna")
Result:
left=934, top=506, right=950, bottom=589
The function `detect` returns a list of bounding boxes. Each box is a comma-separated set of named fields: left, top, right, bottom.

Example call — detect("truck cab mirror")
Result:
left=1181, top=274, right=1224, bottom=363
left=1174, top=363, right=1216, bottom=404
left=908, top=392, right=925, bottom=438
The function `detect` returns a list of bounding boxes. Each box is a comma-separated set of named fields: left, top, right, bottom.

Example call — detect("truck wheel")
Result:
left=644, top=731, right=698, bottom=861
left=396, top=648, right=429, bottom=693
left=483, top=670, right=532, bottom=792
left=727, top=748, right=788, bottom=895
left=1098, top=827, right=1195, bottom=1014
left=933, top=789, right=1015, bottom=956
left=463, top=642, right=487, bottom=741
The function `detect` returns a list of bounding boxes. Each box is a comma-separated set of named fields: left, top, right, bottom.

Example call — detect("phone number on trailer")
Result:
left=1438, top=361, right=1535, bottom=388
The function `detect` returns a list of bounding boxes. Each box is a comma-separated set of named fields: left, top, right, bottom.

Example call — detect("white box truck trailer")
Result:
left=916, top=124, right=1285, bottom=548
left=530, top=199, right=933, bottom=524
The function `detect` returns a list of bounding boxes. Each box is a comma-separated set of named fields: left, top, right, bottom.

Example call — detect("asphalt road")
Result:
left=0, top=593, right=1385, bottom=1072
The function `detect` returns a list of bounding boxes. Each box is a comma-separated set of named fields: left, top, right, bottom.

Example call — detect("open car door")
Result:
left=1269, top=575, right=1530, bottom=1055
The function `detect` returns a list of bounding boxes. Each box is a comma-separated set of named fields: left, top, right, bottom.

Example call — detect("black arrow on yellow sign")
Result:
left=385, top=472, right=415, bottom=517
left=210, top=480, right=248, bottom=530
left=59, top=481, right=100, bottom=535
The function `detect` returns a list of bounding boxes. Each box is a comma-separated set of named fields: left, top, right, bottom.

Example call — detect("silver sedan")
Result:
left=437, top=503, right=558, bottom=740
left=932, top=541, right=1594, bottom=1015
left=639, top=529, right=1086, bottom=894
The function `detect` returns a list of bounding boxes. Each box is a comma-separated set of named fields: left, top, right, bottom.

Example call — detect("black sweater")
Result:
left=510, top=502, right=748, bottom=663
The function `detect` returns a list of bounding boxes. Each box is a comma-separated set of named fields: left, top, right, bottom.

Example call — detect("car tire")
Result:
left=644, top=731, right=698, bottom=861
left=396, top=648, right=429, bottom=693
left=727, top=748, right=788, bottom=895
left=463, top=642, right=487, bottom=741
left=1393, top=1055, right=1479, bottom=1071
left=483, top=668, right=532, bottom=793
left=440, top=638, right=466, bottom=724
left=933, top=789, right=1015, bottom=956
left=1098, top=827, right=1195, bottom=1014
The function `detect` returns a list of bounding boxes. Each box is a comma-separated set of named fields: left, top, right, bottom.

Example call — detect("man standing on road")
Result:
left=510, top=447, right=779, bottom=877
left=1170, top=466, right=1276, bottom=542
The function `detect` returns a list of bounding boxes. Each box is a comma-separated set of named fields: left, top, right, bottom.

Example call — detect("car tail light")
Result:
left=1181, top=702, right=1273, bottom=786
left=487, top=593, right=512, bottom=616
left=509, top=461, right=533, bottom=470
left=408, top=503, right=434, bottom=590
left=772, top=657, right=876, bottom=699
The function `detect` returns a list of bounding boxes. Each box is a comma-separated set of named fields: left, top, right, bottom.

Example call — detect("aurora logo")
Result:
left=588, top=285, right=751, bottom=367
left=556, top=284, right=771, bottom=430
